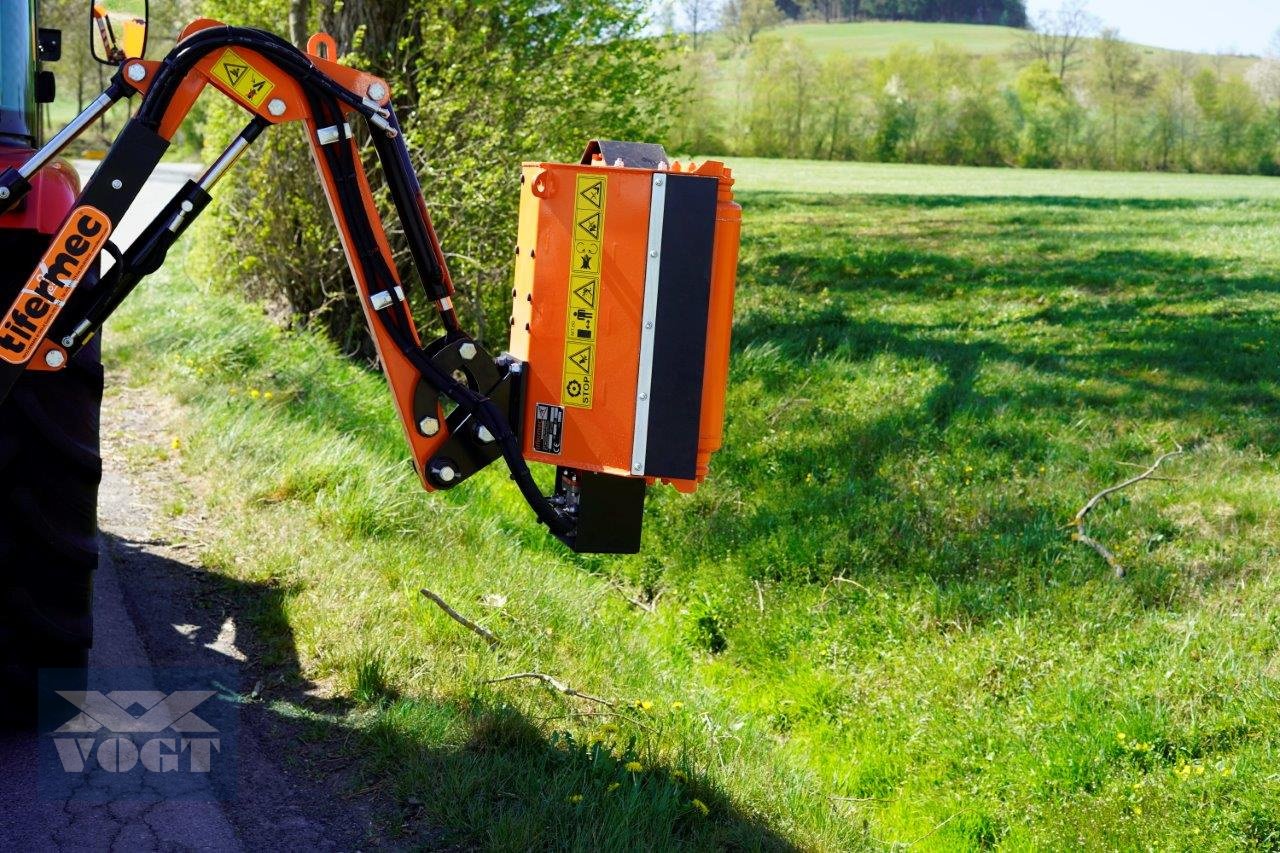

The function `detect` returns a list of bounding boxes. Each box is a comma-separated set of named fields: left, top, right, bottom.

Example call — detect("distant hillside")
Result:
left=724, top=21, right=1259, bottom=69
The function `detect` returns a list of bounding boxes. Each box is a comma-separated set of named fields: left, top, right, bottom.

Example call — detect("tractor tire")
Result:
left=0, top=231, right=102, bottom=729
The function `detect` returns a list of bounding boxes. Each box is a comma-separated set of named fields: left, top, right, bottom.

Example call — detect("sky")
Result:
left=1024, top=0, right=1279, bottom=56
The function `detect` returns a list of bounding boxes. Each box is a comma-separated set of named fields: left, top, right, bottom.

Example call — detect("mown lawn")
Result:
left=107, top=160, right=1280, bottom=849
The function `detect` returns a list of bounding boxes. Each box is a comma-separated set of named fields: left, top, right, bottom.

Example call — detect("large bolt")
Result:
left=458, top=342, right=477, bottom=361
left=44, top=349, right=66, bottom=368
left=368, top=82, right=387, bottom=101
left=434, top=463, right=457, bottom=483
left=111, top=179, right=123, bottom=190
left=419, top=416, right=440, bottom=436
left=126, top=63, right=146, bottom=82
left=0, top=187, right=9, bottom=200
left=267, top=98, right=286, bottom=116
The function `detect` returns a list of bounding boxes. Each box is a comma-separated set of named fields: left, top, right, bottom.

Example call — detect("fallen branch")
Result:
left=420, top=588, right=500, bottom=648
left=485, top=672, right=615, bottom=708
left=612, top=582, right=660, bottom=613
left=753, top=579, right=765, bottom=614
left=1072, top=444, right=1184, bottom=579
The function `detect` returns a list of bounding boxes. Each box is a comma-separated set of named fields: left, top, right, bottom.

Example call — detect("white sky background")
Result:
left=1025, top=0, right=1279, bottom=56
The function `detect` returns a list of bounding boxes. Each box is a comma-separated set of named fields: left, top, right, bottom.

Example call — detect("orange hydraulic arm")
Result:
left=0, top=21, right=579, bottom=542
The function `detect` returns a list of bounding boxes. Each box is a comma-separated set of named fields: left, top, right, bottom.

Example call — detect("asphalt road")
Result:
left=0, top=162, right=388, bottom=851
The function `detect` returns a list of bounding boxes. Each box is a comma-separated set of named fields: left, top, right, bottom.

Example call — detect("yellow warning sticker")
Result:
left=562, top=173, right=606, bottom=409
left=569, top=274, right=597, bottom=309
left=211, top=48, right=277, bottom=109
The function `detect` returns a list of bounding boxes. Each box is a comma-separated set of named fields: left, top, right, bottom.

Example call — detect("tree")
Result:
left=195, top=0, right=677, bottom=347
left=721, top=0, right=783, bottom=46
left=680, top=0, right=719, bottom=50
left=1089, top=29, right=1154, bottom=167
left=1020, top=0, right=1100, bottom=82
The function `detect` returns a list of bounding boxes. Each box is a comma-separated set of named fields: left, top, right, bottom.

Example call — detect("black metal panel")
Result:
left=77, top=119, right=170, bottom=223
left=643, top=173, right=717, bottom=480
left=559, top=468, right=646, bottom=554
left=580, top=139, right=669, bottom=170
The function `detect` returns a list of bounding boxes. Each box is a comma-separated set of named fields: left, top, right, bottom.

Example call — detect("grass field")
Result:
left=107, top=158, right=1280, bottom=849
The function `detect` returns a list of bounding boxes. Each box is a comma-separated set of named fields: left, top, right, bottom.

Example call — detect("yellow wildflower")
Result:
left=690, top=798, right=709, bottom=817
left=249, top=389, right=260, bottom=399
left=625, top=761, right=643, bottom=773
left=1133, top=805, right=1142, bottom=817
left=1116, top=732, right=1126, bottom=742
left=567, top=794, right=583, bottom=804
left=638, top=700, right=654, bottom=712
left=170, top=437, right=182, bottom=450
left=670, top=701, right=685, bottom=711
left=264, top=391, right=274, bottom=400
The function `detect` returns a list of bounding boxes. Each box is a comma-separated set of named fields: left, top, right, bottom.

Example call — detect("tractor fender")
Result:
left=0, top=149, right=81, bottom=234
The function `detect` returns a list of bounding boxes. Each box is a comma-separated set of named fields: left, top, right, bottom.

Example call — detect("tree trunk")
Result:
left=289, top=0, right=310, bottom=48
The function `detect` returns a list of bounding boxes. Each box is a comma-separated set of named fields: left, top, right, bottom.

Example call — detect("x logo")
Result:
left=54, top=691, right=218, bottom=734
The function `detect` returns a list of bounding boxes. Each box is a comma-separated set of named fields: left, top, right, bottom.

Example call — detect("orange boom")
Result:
left=0, top=21, right=741, bottom=555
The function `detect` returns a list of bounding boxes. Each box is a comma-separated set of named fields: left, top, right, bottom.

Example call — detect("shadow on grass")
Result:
left=102, top=535, right=797, bottom=850
left=690, top=191, right=1280, bottom=613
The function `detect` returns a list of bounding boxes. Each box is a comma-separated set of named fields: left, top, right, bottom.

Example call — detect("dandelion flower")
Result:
left=170, top=437, right=182, bottom=450
left=670, top=701, right=685, bottom=711
left=690, top=798, right=709, bottom=816
left=638, top=700, right=653, bottom=712
left=625, top=761, right=643, bottom=773
left=264, top=391, right=274, bottom=400
left=1133, top=806, right=1142, bottom=817
left=250, top=389, right=260, bottom=399
left=1116, top=732, right=1126, bottom=742
left=567, top=794, right=583, bottom=804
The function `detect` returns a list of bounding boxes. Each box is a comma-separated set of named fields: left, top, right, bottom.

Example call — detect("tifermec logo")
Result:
left=39, top=668, right=238, bottom=801
left=0, top=205, right=110, bottom=364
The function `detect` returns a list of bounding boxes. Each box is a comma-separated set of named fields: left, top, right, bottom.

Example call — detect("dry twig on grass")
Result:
left=611, top=581, right=660, bottom=613
left=1071, top=444, right=1184, bottom=579
left=485, top=672, right=615, bottom=708
left=420, top=588, right=500, bottom=647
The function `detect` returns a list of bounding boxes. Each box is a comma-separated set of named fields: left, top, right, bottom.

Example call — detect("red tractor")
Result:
left=0, top=1, right=101, bottom=719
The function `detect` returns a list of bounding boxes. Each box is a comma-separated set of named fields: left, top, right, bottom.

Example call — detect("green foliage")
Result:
left=194, top=0, right=675, bottom=348
left=114, top=159, right=1280, bottom=847
left=856, top=0, right=1027, bottom=27
left=672, top=24, right=1280, bottom=177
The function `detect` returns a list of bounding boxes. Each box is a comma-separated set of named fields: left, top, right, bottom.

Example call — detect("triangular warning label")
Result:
left=221, top=62, right=248, bottom=85
left=575, top=212, right=601, bottom=241
left=567, top=345, right=592, bottom=374
left=572, top=279, right=596, bottom=307
left=578, top=180, right=603, bottom=209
